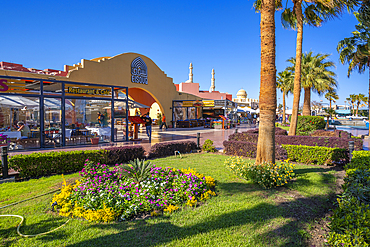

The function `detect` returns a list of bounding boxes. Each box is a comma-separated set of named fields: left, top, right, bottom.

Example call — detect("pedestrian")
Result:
left=97, top=112, right=105, bottom=127
left=160, top=114, right=168, bottom=130
left=142, top=113, right=152, bottom=141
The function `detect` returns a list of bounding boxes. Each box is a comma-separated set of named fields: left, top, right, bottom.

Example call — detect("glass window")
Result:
left=114, top=87, right=128, bottom=100
left=65, top=99, right=112, bottom=145
left=43, top=81, right=62, bottom=95
left=0, top=95, right=40, bottom=150
left=64, top=83, right=112, bottom=98
left=43, top=98, right=62, bottom=148
left=0, top=77, right=40, bottom=94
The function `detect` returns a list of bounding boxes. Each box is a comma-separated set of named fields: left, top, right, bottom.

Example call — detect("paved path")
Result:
left=8, top=123, right=258, bottom=157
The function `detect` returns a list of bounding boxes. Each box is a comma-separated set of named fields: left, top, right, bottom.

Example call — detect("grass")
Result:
left=275, top=123, right=290, bottom=132
left=0, top=153, right=339, bottom=247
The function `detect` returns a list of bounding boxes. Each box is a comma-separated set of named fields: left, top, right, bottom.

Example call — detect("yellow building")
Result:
left=0, top=52, right=202, bottom=149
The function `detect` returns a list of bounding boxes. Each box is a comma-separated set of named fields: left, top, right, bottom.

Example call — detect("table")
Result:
left=52, top=129, right=72, bottom=139
left=0, top=131, right=21, bottom=139
left=86, top=127, right=111, bottom=137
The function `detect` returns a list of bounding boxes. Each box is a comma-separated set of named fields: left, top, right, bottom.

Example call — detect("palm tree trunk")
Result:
left=302, top=88, right=311, bottom=116
left=356, top=103, right=359, bottom=116
left=288, top=0, right=303, bottom=136
left=256, top=0, right=276, bottom=164
left=283, top=92, right=286, bottom=123
left=368, top=63, right=370, bottom=135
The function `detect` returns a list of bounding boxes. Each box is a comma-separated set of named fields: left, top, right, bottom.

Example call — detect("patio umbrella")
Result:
left=114, top=99, right=150, bottom=109
left=0, top=95, right=38, bottom=107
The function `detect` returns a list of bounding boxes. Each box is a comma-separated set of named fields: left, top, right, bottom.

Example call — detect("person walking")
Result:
left=142, top=113, right=152, bottom=141
left=160, top=114, right=168, bottom=130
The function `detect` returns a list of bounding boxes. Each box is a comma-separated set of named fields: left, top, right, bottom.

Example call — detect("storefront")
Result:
left=0, top=52, right=204, bottom=150
left=0, top=75, right=129, bottom=150
left=172, top=99, right=237, bottom=128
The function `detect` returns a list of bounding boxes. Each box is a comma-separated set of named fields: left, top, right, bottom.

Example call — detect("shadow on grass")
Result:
left=0, top=217, right=68, bottom=246
left=63, top=194, right=334, bottom=247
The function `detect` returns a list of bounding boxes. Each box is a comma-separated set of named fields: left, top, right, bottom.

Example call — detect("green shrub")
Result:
left=282, top=144, right=347, bottom=165
left=289, top=115, right=326, bottom=135
left=224, top=156, right=295, bottom=189
left=328, top=196, right=370, bottom=246
left=8, top=150, right=107, bottom=179
left=345, top=150, right=370, bottom=170
left=120, top=159, right=154, bottom=183
left=202, top=139, right=217, bottom=153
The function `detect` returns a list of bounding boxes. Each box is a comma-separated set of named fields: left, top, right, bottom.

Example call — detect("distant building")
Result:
left=232, top=88, right=259, bottom=109
left=174, top=63, right=232, bottom=100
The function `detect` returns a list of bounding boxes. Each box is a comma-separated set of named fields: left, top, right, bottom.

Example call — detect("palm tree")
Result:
left=338, top=8, right=370, bottom=133
left=255, top=0, right=277, bottom=164
left=324, top=108, right=336, bottom=129
left=356, top=93, right=366, bottom=116
left=281, top=0, right=358, bottom=136
left=346, top=94, right=357, bottom=115
left=277, top=70, right=294, bottom=123
left=287, top=52, right=337, bottom=116
left=325, top=89, right=339, bottom=110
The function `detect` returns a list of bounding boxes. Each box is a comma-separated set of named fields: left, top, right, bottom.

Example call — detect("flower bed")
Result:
left=224, top=156, right=295, bottom=189
left=52, top=160, right=216, bottom=222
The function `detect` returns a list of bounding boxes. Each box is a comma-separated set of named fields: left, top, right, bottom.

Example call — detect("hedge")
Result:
left=5, top=146, right=146, bottom=179
left=105, top=146, right=145, bottom=165
left=328, top=151, right=370, bottom=246
left=245, top=127, right=288, bottom=135
left=282, top=144, right=348, bottom=165
left=223, top=141, right=287, bottom=160
left=345, top=150, right=370, bottom=170
left=288, top=115, right=326, bottom=135
left=148, top=141, right=197, bottom=159
left=228, top=132, right=363, bottom=151
left=8, top=150, right=107, bottom=179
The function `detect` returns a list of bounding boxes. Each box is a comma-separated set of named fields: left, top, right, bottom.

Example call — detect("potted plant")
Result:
left=91, top=133, right=99, bottom=144
left=0, top=134, right=9, bottom=147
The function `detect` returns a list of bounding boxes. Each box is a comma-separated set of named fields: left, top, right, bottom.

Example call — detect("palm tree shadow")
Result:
left=65, top=193, right=335, bottom=247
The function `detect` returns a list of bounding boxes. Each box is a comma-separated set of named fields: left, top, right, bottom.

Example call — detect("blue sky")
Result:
left=0, top=0, right=367, bottom=108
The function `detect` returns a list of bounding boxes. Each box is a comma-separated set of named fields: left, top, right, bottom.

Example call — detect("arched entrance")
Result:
left=128, top=87, right=165, bottom=122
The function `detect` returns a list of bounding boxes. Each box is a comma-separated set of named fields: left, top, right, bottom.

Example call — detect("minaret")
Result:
left=186, top=63, right=193, bottom=83
left=209, top=68, right=215, bottom=92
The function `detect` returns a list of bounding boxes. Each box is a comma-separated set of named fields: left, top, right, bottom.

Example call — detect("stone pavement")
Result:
left=4, top=123, right=257, bottom=177
left=8, top=123, right=258, bottom=157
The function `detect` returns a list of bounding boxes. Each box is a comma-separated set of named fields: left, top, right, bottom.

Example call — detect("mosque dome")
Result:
left=236, top=89, right=247, bottom=99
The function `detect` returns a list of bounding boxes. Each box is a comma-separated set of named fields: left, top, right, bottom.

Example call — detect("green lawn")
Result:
left=0, top=153, right=339, bottom=247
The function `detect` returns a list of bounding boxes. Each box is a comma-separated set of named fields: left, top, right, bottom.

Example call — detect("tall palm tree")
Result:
left=281, top=0, right=358, bottom=135
left=346, top=94, right=357, bottom=115
left=338, top=8, right=370, bottom=133
left=255, top=0, right=277, bottom=164
left=325, top=89, right=339, bottom=128
left=356, top=93, right=366, bottom=116
left=287, top=52, right=337, bottom=115
left=277, top=70, right=294, bottom=123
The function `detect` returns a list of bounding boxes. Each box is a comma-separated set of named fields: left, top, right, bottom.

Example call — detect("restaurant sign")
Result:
left=202, top=100, right=214, bottom=107
left=182, top=100, right=203, bottom=107
left=67, top=87, right=110, bottom=95
left=131, top=57, right=148, bottom=85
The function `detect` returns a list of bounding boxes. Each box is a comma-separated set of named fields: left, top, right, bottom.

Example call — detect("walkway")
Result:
left=8, top=123, right=258, bottom=157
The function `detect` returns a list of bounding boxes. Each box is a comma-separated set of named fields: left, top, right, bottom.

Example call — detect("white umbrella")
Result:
left=0, top=97, right=24, bottom=107
left=0, top=96, right=38, bottom=107
left=115, top=99, right=150, bottom=109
